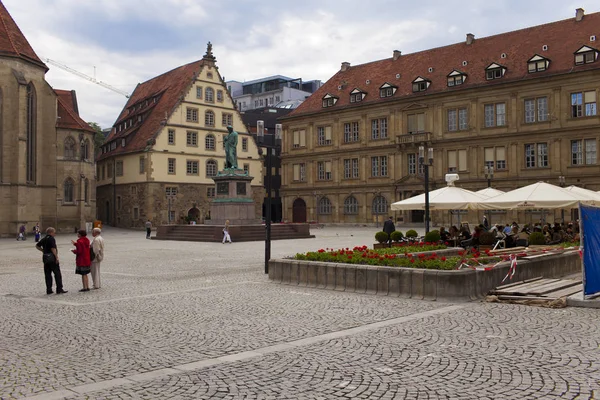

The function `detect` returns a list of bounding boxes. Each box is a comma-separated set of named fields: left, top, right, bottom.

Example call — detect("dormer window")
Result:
left=485, top=63, right=507, bottom=80
left=528, top=54, right=550, bottom=73
left=574, top=46, right=598, bottom=65
left=322, top=93, right=338, bottom=108
left=350, top=88, right=366, bottom=103
left=379, top=82, right=397, bottom=98
left=412, top=76, right=431, bottom=92
left=447, top=70, right=467, bottom=87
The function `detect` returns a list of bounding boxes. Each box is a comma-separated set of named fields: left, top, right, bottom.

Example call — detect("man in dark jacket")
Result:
left=36, top=227, right=67, bottom=295
left=383, top=216, right=395, bottom=245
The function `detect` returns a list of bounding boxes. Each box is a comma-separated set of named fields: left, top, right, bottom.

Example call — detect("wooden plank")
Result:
left=527, top=280, right=581, bottom=296
left=490, top=247, right=527, bottom=255
left=497, top=295, right=549, bottom=301
left=544, top=285, right=583, bottom=299
left=495, top=276, right=543, bottom=290
left=491, top=279, right=560, bottom=295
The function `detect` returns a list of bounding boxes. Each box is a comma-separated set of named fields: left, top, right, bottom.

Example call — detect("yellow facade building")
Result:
left=280, top=9, right=600, bottom=227
left=96, top=45, right=263, bottom=227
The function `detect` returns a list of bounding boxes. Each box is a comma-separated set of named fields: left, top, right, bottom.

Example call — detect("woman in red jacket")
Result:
left=71, top=229, right=91, bottom=292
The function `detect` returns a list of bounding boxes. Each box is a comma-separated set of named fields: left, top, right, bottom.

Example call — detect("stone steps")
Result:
left=154, top=224, right=315, bottom=243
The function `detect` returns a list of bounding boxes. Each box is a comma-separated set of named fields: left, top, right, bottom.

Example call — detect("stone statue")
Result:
left=223, top=125, right=238, bottom=169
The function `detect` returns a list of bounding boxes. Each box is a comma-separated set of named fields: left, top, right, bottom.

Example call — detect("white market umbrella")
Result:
left=564, top=185, right=600, bottom=202
left=391, top=184, right=487, bottom=211
left=479, top=181, right=593, bottom=210
left=476, top=187, right=505, bottom=198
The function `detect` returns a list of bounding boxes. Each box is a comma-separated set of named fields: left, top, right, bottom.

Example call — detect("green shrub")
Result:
left=390, top=231, right=404, bottom=242
left=528, top=232, right=546, bottom=245
left=405, top=229, right=418, bottom=238
left=424, top=230, right=441, bottom=243
left=375, top=231, right=389, bottom=243
left=479, top=231, right=496, bottom=245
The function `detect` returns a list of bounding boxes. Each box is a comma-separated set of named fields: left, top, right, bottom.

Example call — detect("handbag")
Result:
left=42, top=252, right=56, bottom=264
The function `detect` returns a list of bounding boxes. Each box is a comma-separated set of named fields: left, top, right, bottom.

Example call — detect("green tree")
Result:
left=88, top=122, right=105, bottom=157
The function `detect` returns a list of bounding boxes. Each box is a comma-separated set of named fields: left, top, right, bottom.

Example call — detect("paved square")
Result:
left=0, top=227, right=598, bottom=399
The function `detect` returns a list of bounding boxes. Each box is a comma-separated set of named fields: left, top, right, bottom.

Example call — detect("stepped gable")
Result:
left=0, top=0, right=47, bottom=70
left=289, top=11, right=600, bottom=117
left=98, top=59, right=203, bottom=161
left=55, top=89, right=94, bottom=132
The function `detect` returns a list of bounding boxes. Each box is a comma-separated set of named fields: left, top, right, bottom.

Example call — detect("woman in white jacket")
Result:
left=90, top=228, right=105, bottom=289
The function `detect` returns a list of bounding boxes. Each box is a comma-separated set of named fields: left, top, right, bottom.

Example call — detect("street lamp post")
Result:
left=374, top=189, right=381, bottom=228
left=484, top=165, right=494, bottom=188
left=419, top=146, right=434, bottom=234
left=257, top=121, right=282, bottom=274
left=313, top=191, right=319, bottom=225
left=559, top=176, right=566, bottom=223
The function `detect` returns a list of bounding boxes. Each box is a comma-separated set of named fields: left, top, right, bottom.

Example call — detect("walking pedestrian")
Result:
left=90, top=228, right=104, bottom=289
left=145, top=219, right=152, bottom=239
left=36, top=227, right=67, bottom=295
left=222, top=220, right=232, bottom=244
left=383, top=216, right=395, bottom=245
left=34, top=222, right=41, bottom=242
left=71, top=230, right=91, bottom=292
left=17, top=223, right=26, bottom=240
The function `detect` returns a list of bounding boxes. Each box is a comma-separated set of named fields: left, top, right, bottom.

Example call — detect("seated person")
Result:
left=494, top=225, right=506, bottom=240
left=439, top=227, right=450, bottom=242
left=517, top=227, right=530, bottom=241
left=503, top=224, right=512, bottom=235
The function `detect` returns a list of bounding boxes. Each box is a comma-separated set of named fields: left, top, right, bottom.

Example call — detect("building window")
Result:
left=63, top=178, right=74, bottom=203
left=292, top=129, right=306, bottom=148
left=205, top=87, right=214, bottom=102
left=525, top=97, right=549, bottom=123
left=572, top=139, right=597, bottom=165
left=206, top=160, right=217, bottom=177
left=447, top=108, right=468, bottom=131
left=196, top=86, right=202, bottom=99
left=371, top=118, right=388, bottom=139
left=350, top=89, right=364, bottom=103
left=344, top=158, right=359, bottom=179
left=318, top=197, right=332, bottom=215
left=484, top=103, right=506, bottom=127
left=168, top=129, right=175, bottom=145
left=254, top=100, right=259, bottom=108
left=242, top=138, right=248, bottom=152
left=205, top=110, right=215, bottom=126
left=317, top=161, right=332, bottom=180
left=168, top=158, right=176, bottom=174
left=222, top=113, right=233, bottom=126
left=344, top=196, right=359, bottom=214
left=131, top=186, right=137, bottom=195
left=116, top=196, right=122, bottom=211
left=139, top=157, right=145, bottom=174
left=101, top=165, right=105, bottom=180
left=484, top=147, right=507, bottom=171
left=205, top=134, right=215, bottom=150
left=207, top=187, right=216, bottom=198
left=408, top=153, right=417, bottom=175
left=525, top=143, right=548, bottom=168
left=379, top=83, right=396, bottom=98
left=186, top=131, right=198, bottom=146
left=207, top=72, right=213, bottom=79
left=165, top=187, right=178, bottom=196
left=407, top=113, right=425, bottom=134
left=217, top=90, right=223, bottom=102
left=186, top=108, right=198, bottom=122
left=447, top=150, right=468, bottom=173
left=322, top=94, right=338, bottom=108
left=186, top=160, right=199, bottom=175
left=133, top=207, right=139, bottom=220
left=26, top=83, right=36, bottom=183
left=447, top=70, right=467, bottom=86
left=259, top=99, right=264, bottom=106
left=293, top=163, right=306, bottom=181
left=372, top=196, right=388, bottom=215
left=107, top=163, right=113, bottom=177
left=371, top=156, right=388, bottom=177
left=343, top=122, right=359, bottom=143
left=527, top=55, right=550, bottom=73
left=412, top=77, right=430, bottom=92
left=116, top=161, right=123, bottom=176
left=317, top=126, right=332, bottom=146
left=64, top=136, right=76, bottom=159
left=275, top=95, right=280, bottom=102
left=571, top=91, right=597, bottom=118
left=243, top=164, right=249, bottom=174
left=82, top=139, right=91, bottom=160
left=486, top=63, right=506, bottom=80
left=574, top=46, right=598, bottom=65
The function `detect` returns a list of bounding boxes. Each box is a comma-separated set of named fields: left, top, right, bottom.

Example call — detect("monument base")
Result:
left=206, top=170, right=261, bottom=226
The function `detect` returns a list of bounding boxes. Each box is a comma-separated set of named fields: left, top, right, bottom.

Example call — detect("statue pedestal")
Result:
left=205, top=169, right=262, bottom=226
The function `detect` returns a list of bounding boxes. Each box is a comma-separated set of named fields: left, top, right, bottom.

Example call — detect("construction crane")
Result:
left=44, top=58, right=130, bottom=98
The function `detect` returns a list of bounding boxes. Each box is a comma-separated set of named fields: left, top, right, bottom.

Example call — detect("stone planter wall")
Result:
left=268, top=251, right=581, bottom=302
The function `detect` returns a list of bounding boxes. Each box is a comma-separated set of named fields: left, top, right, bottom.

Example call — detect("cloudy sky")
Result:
left=5, top=0, right=600, bottom=128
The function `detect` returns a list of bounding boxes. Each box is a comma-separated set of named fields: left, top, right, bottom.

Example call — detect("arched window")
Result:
left=318, top=197, right=332, bottom=215
left=205, top=134, right=215, bottom=150
left=205, top=87, right=214, bottom=102
left=82, top=139, right=90, bottom=161
left=205, top=110, right=214, bottom=126
left=64, top=136, right=76, bottom=159
left=26, top=83, right=37, bottom=183
left=206, top=159, right=217, bottom=177
left=64, top=178, right=75, bottom=203
left=84, top=178, right=89, bottom=203
left=372, top=195, right=388, bottom=215
left=344, top=196, right=359, bottom=214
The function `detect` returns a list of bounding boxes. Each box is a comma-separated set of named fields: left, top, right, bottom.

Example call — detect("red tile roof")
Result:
left=288, top=11, right=600, bottom=118
left=97, top=59, right=204, bottom=161
left=0, top=0, right=47, bottom=70
left=55, top=89, right=95, bottom=133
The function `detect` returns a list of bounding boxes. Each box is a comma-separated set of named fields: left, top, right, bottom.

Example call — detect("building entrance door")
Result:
left=411, top=210, right=424, bottom=223
left=188, top=207, right=200, bottom=222
left=292, top=198, right=307, bottom=223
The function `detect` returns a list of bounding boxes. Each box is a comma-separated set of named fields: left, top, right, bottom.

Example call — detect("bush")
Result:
left=479, top=231, right=496, bottom=245
left=529, top=232, right=546, bottom=245
left=375, top=231, right=389, bottom=243
left=424, top=230, right=441, bottom=243
left=405, top=229, right=418, bottom=238
left=390, top=231, right=404, bottom=242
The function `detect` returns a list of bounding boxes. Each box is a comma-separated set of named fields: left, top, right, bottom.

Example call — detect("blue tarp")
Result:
left=580, top=204, right=600, bottom=298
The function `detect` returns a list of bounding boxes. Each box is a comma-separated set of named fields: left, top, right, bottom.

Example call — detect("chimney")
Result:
left=466, top=33, right=475, bottom=45
left=576, top=8, right=584, bottom=22
left=393, top=50, right=402, bottom=61
left=341, top=61, right=350, bottom=72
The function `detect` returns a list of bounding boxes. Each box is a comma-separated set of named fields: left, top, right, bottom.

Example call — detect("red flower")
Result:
left=318, top=249, right=325, bottom=253
left=410, top=258, right=415, bottom=263
left=348, top=255, right=353, bottom=259
left=406, top=253, right=412, bottom=258
left=441, top=256, right=447, bottom=261
left=432, top=252, right=437, bottom=257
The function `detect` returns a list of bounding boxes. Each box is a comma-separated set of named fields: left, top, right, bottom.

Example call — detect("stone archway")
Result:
left=187, top=207, right=200, bottom=223
left=292, top=198, right=307, bottom=223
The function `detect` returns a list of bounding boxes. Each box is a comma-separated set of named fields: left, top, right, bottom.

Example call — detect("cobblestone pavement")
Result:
left=0, top=226, right=598, bottom=399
